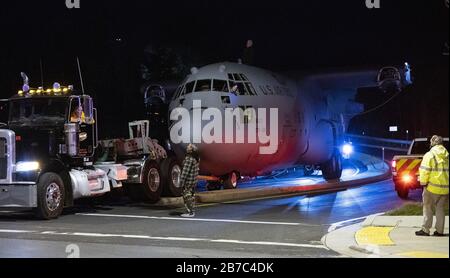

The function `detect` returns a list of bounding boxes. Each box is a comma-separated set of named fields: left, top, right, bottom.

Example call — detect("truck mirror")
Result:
left=81, top=96, right=94, bottom=124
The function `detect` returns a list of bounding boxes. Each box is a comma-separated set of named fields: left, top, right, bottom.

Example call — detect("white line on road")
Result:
left=0, top=229, right=36, bottom=234
left=75, top=213, right=318, bottom=226
left=40, top=230, right=328, bottom=249
left=327, top=213, right=384, bottom=233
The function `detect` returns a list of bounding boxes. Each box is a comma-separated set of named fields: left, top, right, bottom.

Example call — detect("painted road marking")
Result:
left=355, top=227, right=395, bottom=246
left=397, top=251, right=449, bottom=258
left=0, top=229, right=36, bottom=234
left=0, top=229, right=327, bottom=250
left=76, top=213, right=318, bottom=226
left=40, top=231, right=328, bottom=249
left=327, top=213, right=384, bottom=233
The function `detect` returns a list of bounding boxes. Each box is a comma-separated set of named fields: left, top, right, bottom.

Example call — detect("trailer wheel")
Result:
left=223, top=172, right=239, bottom=190
left=34, top=172, right=65, bottom=220
left=321, top=151, right=343, bottom=181
left=161, top=156, right=182, bottom=197
left=141, top=161, right=162, bottom=203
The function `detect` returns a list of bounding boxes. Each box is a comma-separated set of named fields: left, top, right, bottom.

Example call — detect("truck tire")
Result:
left=321, top=151, right=343, bottom=181
left=223, top=172, right=239, bottom=190
left=396, top=188, right=409, bottom=199
left=34, top=172, right=65, bottom=220
left=141, top=161, right=163, bottom=203
left=161, top=156, right=183, bottom=197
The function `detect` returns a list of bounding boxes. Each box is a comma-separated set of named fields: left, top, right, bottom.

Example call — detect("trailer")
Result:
left=98, top=120, right=183, bottom=203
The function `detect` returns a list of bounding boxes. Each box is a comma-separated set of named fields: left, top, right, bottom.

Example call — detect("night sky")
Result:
left=0, top=0, right=448, bottom=138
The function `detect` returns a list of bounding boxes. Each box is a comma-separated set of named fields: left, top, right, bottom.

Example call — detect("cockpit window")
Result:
left=194, top=79, right=211, bottom=92
left=173, top=85, right=182, bottom=99
left=240, top=74, right=249, bottom=81
left=228, top=73, right=257, bottom=96
left=184, top=81, right=196, bottom=95
left=233, top=74, right=242, bottom=81
left=212, top=80, right=229, bottom=92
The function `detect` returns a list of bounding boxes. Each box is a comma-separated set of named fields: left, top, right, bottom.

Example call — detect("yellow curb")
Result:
left=397, top=251, right=449, bottom=258
left=355, top=227, right=395, bottom=246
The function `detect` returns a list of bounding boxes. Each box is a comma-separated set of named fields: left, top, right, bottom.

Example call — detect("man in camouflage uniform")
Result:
left=180, top=144, right=200, bottom=218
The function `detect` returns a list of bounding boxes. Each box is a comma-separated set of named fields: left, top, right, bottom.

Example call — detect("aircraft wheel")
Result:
left=321, top=151, right=343, bottom=181
left=223, top=172, right=239, bottom=190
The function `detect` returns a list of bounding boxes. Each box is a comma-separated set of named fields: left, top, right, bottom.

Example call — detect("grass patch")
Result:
left=386, top=202, right=449, bottom=216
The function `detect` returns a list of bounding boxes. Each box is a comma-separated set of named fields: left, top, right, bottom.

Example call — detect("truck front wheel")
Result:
left=34, top=172, right=65, bottom=220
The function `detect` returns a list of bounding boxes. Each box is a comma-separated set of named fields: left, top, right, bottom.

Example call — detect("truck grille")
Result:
left=0, top=138, right=6, bottom=179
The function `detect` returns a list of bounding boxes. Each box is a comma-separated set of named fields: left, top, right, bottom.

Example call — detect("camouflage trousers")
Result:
left=182, top=183, right=196, bottom=214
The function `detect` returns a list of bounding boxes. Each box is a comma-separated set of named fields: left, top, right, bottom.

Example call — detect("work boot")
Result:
left=415, top=230, right=430, bottom=237
left=181, top=212, right=195, bottom=218
left=433, top=231, right=445, bottom=237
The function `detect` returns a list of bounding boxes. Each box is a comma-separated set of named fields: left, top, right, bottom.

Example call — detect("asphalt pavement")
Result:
left=0, top=177, right=422, bottom=258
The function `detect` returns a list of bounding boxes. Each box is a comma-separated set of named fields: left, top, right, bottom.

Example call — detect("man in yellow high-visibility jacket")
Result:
left=416, top=135, right=449, bottom=237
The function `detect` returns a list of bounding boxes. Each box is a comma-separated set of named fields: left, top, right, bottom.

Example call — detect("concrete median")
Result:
left=155, top=152, right=391, bottom=207
left=196, top=152, right=391, bottom=204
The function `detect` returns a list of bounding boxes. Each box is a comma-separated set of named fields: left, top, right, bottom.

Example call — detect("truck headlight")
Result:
left=15, top=161, right=40, bottom=172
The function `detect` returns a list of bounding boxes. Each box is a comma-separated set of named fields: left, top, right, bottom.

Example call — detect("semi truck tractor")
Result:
left=0, top=74, right=182, bottom=219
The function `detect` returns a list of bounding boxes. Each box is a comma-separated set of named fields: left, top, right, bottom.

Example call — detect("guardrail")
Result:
left=345, top=134, right=412, bottom=164
left=345, top=134, right=411, bottom=153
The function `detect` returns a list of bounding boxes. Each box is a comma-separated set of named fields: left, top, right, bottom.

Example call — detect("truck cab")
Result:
left=0, top=83, right=127, bottom=219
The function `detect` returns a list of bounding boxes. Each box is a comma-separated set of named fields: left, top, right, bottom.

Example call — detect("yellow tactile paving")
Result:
left=397, top=251, right=449, bottom=258
left=355, top=227, right=395, bottom=246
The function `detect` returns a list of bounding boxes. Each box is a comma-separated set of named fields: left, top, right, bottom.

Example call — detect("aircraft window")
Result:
left=240, top=74, right=249, bottom=81
left=244, top=83, right=257, bottom=96
left=184, top=81, right=196, bottom=95
left=228, top=73, right=234, bottom=81
left=179, top=85, right=186, bottom=97
left=236, top=83, right=248, bottom=95
left=194, top=79, right=212, bottom=92
left=212, top=79, right=229, bottom=92
left=233, top=74, right=242, bottom=81
left=247, top=82, right=257, bottom=96
left=175, top=85, right=184, bottom=98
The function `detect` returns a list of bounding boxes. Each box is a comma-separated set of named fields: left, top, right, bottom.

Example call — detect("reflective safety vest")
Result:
left=419, top=145, right=449, bottom=195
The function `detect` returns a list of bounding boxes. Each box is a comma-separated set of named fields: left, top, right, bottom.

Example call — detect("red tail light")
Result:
left=16, top=135, right=22, bottom=141
left=402, top=174, right=413, bottom=184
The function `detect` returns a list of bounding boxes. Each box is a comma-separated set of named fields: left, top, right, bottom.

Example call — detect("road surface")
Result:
left=0, top=176, right=422, bottom=258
